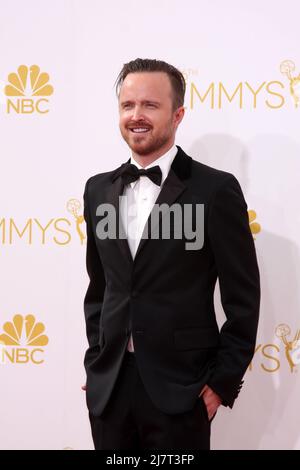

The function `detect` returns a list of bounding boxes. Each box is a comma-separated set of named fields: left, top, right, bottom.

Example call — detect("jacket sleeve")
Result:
left=83, top=177, right=106, bottom=369
left=207, top=174, right=260, bottom=408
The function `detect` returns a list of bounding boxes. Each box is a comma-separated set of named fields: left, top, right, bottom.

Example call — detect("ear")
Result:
left=174, top=106, right=185, bottom=129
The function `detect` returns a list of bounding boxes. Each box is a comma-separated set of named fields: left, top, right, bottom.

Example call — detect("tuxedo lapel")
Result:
left=104, top=175, right=134, bottom=265
left=108, top=145, right=192, bottom=265
left=134, top=168, right=187, bottom=260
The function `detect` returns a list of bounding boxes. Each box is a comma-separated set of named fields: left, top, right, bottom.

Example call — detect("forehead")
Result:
left=119, top=72, right=172, bottom=101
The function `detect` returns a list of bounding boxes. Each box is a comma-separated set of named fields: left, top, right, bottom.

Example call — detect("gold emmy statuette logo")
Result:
left=276, top=324, right=300, bottom=372
left=4, top=65, right=54, bottom=114
left=280, top=60, right=300, bottom=108
left=248, top=210, right=261, bottom=239
left=67, top=199, right=86, bottom=245
left=0, top=314, right=49, bottom=364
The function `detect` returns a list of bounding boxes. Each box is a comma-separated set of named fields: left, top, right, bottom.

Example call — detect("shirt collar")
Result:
left=129, top=144, right=178, bottom=189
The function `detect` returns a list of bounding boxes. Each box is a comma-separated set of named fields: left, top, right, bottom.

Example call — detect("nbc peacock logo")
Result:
left=4, top=65, right=54, bottom=114
left=0, top=314, right=49, bottom=364
left=248, top=209, right=261, bottom=239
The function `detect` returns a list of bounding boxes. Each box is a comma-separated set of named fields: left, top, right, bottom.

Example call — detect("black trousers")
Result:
left=89, top=351, right=211, bottom=450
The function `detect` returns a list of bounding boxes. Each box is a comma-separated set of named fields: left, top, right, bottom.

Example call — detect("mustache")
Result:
left=127, top=122, right=152, bottom=128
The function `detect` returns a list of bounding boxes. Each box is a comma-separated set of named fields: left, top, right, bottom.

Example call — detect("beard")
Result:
left=120, top=123, right=173, bottom=156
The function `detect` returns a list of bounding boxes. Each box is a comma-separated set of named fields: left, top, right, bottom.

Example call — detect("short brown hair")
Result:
left=115, top=58, right=186, bottom=111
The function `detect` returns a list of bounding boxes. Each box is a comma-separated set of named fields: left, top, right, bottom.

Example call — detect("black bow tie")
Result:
left=120, top=163, right=162, bottom=186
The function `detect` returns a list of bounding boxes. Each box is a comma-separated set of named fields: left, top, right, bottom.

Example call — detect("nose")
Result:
left=132, top=105, right=144, bottom=121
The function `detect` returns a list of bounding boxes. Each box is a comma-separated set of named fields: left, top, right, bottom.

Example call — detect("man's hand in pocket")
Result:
left=199, top=384, right=222, bottom=420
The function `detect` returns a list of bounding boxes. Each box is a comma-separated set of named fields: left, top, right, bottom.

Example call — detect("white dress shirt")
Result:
left=120, top=144, right=178, bottom=352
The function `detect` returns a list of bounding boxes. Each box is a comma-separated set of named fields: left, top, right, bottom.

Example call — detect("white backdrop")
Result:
left=1, top=0, right=300, bottom=450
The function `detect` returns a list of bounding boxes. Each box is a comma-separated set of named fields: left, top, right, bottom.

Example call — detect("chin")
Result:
left=127, top=138, right=152, bottom=154
left=130, top=144, right=151, bottom=155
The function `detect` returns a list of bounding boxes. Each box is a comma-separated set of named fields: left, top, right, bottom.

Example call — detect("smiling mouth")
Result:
left=129, top=127, right=151, bottom=133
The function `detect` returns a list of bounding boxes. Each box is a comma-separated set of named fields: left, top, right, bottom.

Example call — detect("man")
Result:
left=83, top=58, right=260, bottom=450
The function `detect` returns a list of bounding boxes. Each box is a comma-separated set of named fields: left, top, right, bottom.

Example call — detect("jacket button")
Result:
left=131, top=290, right=138, bottom=298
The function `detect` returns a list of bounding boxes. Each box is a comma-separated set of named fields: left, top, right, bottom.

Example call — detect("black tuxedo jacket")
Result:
left=83, top=145, right=260, bottom=417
